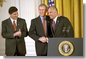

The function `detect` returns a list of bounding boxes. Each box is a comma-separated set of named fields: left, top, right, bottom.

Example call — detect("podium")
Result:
left=47, top=38, right=83, bottom=56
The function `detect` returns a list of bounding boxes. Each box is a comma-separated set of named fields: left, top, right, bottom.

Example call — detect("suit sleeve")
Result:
left=28, top=20, right=40, bottom=42
left=1, top=21, right=15, bottom=39
left=19, top=19, right=27, bottom=38
left=64, top=17, right=74, bottom=37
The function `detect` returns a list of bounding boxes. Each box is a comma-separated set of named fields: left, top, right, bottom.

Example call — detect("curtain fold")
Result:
left=56, top=0, right=63, bottom=15
left=80, top=0, right=83, bottom=38
left=74, top=0, right=80, bottom=38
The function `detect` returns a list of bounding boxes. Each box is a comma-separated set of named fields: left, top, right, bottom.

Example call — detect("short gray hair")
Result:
left=38, top=4, right=47, bottom=11
left=51, top=6, right=58, bottom=12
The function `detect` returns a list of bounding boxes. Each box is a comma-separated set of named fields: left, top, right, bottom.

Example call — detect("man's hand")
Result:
left=58, top=14, right=62, bottom=17
left=14, top=29, right=21, bottom=36
left=39, top=36, right=47, bottom=43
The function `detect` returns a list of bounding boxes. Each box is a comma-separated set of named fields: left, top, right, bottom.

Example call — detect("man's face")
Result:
left=48, top=8, right=57, bottom=19
left=39, top=6, right=46, bottom=17
left=9, top=11, right=18, bottom=20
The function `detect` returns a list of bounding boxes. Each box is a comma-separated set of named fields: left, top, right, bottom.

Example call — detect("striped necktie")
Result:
left=43, top=17, right=46, bottom=36
left=13, top=21, right=16, bottom=32
left=53, top=20, right=55, bottom=33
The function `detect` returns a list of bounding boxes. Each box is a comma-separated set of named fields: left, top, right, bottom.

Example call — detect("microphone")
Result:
left=66, top=25, right=71, bottom=33
left=62, top=27, right=66, bottom=33
left=62, top=27, right=67, bottom=37
left=62, top=25, right=71, bottom=37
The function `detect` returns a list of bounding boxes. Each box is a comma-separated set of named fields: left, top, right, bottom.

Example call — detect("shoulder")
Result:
left=2, top=18, right=10, bottom=23
left=46, top=15, right=50, bottom=18
left=31, top=16, right=40, bottom=22
left=58, top=16, right=67, bottom=19
left=58, top=16, right=69, bottom=21
left=18, top=17, right=25, bottom=21
left=17, top=18, right=27, bottom=24
left=58, top=16, right=71, bottom=25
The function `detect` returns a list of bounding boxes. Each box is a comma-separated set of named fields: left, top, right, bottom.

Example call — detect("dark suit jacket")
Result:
left=28, top=16, right=52, bottom=55
left=1, top=18, right=27, bottom=56
left=50, top=16, right=74, bottom=37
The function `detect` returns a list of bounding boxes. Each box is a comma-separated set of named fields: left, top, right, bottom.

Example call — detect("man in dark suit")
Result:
left=48, top=6, right=74, bottom=37
left=1, top=6, right=27, bottom=56
left=28, top=4, right=52, bottom=56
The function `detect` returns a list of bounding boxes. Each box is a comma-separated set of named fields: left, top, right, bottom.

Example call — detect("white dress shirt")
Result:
left=10, top=18, right=17, bottom=26
left=10, top=18, right=18, bottom=37
left=53, top=16, right=58, bottom=24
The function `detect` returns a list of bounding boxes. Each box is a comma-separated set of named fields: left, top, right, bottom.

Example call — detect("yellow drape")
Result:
left=80, top=0, right=83, bottom=38
left=44, top=0, right=83, bottom=38
left=56, top=0, right=63, bottom=15
left=0, top=0, right=3, bottom=7
left=44, top=0, right=48, bottom=6
left=74, top=0, right=80, bottom=37
left=44, top=0, right=48, bottom=15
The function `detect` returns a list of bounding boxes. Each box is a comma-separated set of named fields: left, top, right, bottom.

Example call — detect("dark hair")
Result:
left=8, top=6, right=18, bottom=14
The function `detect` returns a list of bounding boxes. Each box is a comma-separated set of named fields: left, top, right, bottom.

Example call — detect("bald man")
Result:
left=48, top=6, right=74, bottom=37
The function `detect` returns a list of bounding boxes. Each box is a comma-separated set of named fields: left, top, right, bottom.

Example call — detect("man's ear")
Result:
left=9, top=13, right=11, bottom=16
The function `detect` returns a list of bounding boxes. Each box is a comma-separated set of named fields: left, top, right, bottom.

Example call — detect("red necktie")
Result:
left=13, top=21, right=16, bottom=32
left=43, top=17, right=46, bottom=36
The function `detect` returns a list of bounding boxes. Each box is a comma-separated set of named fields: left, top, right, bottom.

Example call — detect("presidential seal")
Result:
left=58, top=41, right=74, bottom=56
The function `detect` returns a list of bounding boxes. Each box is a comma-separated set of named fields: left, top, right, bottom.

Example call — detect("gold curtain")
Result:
left=0, top=0, right=3, bottom=7
left=44, top=0, right=83, bottom=38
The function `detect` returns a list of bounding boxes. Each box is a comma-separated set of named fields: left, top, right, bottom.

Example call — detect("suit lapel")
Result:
left=16, top=18, right=20, bottom=31
left=46, top=16, right=49, bottom=36
left=50, top=20, right=54, bottom=35
left=50, top=17, right=60, bottom=35
left=55, top=17, right=60, bottom=32
left=37, top=16, right=45, bottom=35
left=8, top=18, right=15, bottom=32
left=8, top=18, right=21, bottom=32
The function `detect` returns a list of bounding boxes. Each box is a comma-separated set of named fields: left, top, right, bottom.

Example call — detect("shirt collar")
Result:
left=40, top=15, right=46, bottom=20
left=53, top=16, right=58, bottom=24
left=10, top=17, right=17, bottom=25
left=40, top=15, right=46, bottom=23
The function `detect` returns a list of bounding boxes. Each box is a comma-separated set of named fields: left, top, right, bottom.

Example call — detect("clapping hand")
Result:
left=14, top=29, right=21, bottom=36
